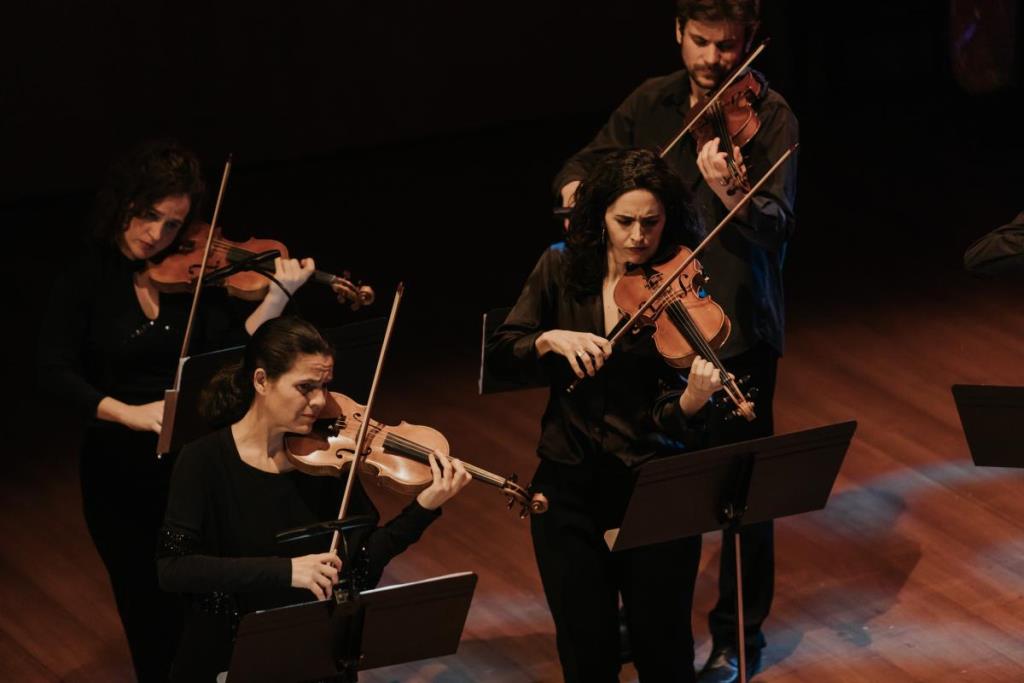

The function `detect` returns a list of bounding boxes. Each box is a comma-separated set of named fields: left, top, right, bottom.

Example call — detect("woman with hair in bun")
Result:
left=157, top=316, right=471, bottom=682
left=37, top=140, right=326, bottom=681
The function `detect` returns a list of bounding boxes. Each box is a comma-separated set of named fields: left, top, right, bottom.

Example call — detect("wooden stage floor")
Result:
left=4, top=273, right=1023, bottom=682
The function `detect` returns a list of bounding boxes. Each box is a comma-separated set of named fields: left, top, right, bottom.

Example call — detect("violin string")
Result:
left=642, top=272, right=742, bottom=405
left=664, top=300, right=723, bottom=370
left=712, top=103, right=742, bottom=182
left=381, top=433, right=500, bottom=485
left=663, top=299, right=745, bottom=406
left=206, top=239, right=266, bottom=263
left=646, top=276, right=715, bottom=363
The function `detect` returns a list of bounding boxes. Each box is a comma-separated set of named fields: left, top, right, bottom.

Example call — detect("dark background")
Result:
left=5, top=0, right=1022, bottom=418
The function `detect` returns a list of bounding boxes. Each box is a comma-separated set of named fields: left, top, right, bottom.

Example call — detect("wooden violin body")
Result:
left=285, top=391, right=547, bottom=517
left=615, top=246, right=729, bottom=369
left=148, top=222, right=375, bottom=307
left=613, top=245, right=755, bottom=421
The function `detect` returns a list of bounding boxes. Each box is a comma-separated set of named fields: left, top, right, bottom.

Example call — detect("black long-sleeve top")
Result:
left=553, top=69, right=799, bottom=358
left=485, top=244, right=711, bottom=468
left=157, top=427, right=440, bottom=681
left=37, top=242, right=251, bottom=423
left=964, top=211, right=1024, bottom=276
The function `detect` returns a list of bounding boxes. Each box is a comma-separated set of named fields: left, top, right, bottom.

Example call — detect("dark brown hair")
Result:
left=201, top=316, right=334, bottom=427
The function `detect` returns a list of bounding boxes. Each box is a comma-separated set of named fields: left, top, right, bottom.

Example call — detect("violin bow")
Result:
left=330, top=283, right=405, bottom=555
left=156, top=155, right=232, bottom=457
left=179, top=155, right=232, bottom=360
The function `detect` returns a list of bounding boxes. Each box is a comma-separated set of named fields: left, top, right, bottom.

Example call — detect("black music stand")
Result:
left=157, top=345, right=243, bottom=455
left=158, top=317, right=388, bottom=455
left=952, top=384, right=1024, bottom=467
left=604, top=421, right=857, bottom=683
left=223, top=572, right=478, bottom=683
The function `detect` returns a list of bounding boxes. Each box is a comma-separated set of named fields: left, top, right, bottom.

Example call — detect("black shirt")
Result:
left=158, top=427, right=441, bottom=682
left=554, top=69, right=799, bottom=358
left=485, top=244, right=710, bottom=468
left=38, top=242, right=251, bottom=421
left=965, top=211, right=1024, bottom=276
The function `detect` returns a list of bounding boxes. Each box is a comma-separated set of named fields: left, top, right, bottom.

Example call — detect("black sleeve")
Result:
left=36, top=256, right=105, bottom=419
left=361, top=501, right=440, bottom=586
left=346, top=482, right=441, bottom=589
left=552, top=84, right=645, bottom=197
left=158, top=443, right=291, bottom=593
left=651, top=377, right=712, bottom=449
left=727, top=98, right=799, bottom=252
left=194, top=286, right=257, bottom=353
left=484, top=248, right=560, bottom=383
left=964, top=211, right=1024, bottom=276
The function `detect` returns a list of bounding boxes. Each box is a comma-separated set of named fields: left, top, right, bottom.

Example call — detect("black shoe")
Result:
left=696, top=646, right=762, bottom=683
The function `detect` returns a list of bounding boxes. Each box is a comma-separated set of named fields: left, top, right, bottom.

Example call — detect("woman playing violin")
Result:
left=157, top=316, right=471, bottom=682
left=554, top=3, right=797, bottom=677
left=487, top=149, right=728, bottom=682
left=36, top=140, right=343, bottom=682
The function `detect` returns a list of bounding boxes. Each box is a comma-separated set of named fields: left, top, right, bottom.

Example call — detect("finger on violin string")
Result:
left=427, top=450, right=443, bottom=480
left=582, top=335, right=610, bottom=360
left=437, top=451, right=454, bottom=481
left=576, top=348, right=597, bottom=376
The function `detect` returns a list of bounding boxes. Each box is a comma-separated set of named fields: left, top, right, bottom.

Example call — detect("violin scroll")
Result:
left=328, top=270, right=376, bottom=310
left=499, top=473, right=549, bottom=518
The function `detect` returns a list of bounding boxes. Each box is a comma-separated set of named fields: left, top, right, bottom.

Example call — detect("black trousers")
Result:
left=703, top=343, right=778, bottom=652
left=531, top=453, right=702, bottom=682
left=80, top=427, right=182, bottom=683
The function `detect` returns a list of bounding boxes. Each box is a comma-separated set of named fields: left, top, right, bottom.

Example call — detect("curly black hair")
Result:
left=564, top=148, right=700, bottom=296
left=91, top=139, right=205, bottom=256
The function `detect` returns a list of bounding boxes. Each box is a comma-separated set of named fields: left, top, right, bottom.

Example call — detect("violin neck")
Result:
left=381, top=433, right=506, bottom=489
left=311, top=270, right=337, bottom=287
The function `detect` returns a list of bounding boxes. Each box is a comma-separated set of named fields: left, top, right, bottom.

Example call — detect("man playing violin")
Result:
left=554, top=1, right=798, bottom=681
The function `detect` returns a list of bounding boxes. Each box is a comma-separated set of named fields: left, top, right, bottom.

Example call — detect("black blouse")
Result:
left=485, top=244, right=712, bottom=468
left=157, top=427, right=440, bottom=681
left=37, top=242, right=251, bottom=422
left=964, top=211, right=1024, bottom=276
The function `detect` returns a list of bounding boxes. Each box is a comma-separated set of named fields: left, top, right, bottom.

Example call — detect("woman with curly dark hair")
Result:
left=37, top=140, right=322, bottom=681
left=486, top=148, right=730, bottom=682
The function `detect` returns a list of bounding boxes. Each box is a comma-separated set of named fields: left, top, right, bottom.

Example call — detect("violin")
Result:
left=686, top=70, right=766, bottom=195
left=565, top=144, right=799, bottom=418
left=614, top=245, right=755, bottom=420
left=659, top=40, right=770, bottom=195
left=552, top=40, right=769, bottom=223
left=147, top=222, right=375, bottom=309
left=284, top=391, right=548, bottom=518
